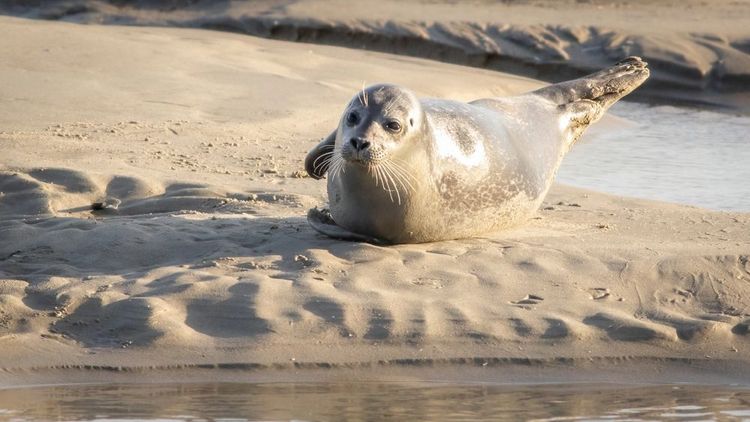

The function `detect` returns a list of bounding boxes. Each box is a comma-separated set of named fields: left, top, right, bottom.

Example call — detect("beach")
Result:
left=1, top=1, right=749, bottom=389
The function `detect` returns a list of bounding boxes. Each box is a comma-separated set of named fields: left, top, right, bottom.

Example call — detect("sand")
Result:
left=5, top=0, right=750, bottom=111
left=0, top=13, right=749, bottom=385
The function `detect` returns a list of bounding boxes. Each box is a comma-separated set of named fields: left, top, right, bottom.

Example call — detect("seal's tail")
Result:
left=531, top=56, right=650, bottom=147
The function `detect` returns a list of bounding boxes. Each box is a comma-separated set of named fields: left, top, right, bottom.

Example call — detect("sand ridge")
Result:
left=0, top=16, right=748, bottom=375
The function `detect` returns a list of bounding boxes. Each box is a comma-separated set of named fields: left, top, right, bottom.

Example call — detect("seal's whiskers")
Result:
left=384, top=161, right=411, bottom=197
left=358, top=81, right=369, bottom=107
left=367, top=163, right=379, bottom=187
left=364, top=157, right=418, bottom=206
left=382, top=163, right=403, bottom=204
left=328, top=154, right=346, bottom=182
left=313, top=151, right=335, bottom=173
left=372, top=164, right=391, bottom=203
left=386, top=159, right=416, bottom=191
left=381, top=166, right=397, bottom=204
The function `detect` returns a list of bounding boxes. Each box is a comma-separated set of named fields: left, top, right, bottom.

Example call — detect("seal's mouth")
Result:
left=347, top=155, right=375, bottom=166
left=346, top=155, right=366, bottom=164
left=341, top=145, right=377, bottom=166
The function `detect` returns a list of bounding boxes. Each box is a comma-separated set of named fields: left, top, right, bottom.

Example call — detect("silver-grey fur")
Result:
left=305, top=57, right=649, bottom=243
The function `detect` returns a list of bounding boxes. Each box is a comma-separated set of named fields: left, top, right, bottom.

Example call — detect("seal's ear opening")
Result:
left=305, top=131, right=337, bottom=179
left=409, top=118, right=414, bottom=127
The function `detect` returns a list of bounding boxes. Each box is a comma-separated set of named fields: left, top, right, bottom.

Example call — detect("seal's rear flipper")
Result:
left=307, top=207, right=389, bottom=245
left=532, top=56, right=650, bottom=146
left=533, top=57, right=649, bottom=109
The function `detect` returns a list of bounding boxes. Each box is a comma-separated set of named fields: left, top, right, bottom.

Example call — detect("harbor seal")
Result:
left=305, top=57, right=649, bottom=244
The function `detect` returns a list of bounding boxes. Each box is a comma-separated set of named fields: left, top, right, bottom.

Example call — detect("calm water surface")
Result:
left=1, top=382, right=750, bottom=421
left=558, top=103, right=750, bottom=211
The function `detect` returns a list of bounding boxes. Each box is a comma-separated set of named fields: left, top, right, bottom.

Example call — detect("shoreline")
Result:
left=3, top=357, right=750, bottom=388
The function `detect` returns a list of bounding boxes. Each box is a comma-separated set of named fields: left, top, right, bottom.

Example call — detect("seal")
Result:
left=305, top=57, right=649, bottom=244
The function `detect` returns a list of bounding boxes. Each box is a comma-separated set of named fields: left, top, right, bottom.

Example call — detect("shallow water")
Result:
left=558, top=103, right=750, bottom=212
left=1, top=382, right=750, bottom=421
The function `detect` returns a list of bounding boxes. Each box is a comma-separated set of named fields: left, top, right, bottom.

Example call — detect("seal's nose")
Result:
left=349, top=137, right=371, bottom=151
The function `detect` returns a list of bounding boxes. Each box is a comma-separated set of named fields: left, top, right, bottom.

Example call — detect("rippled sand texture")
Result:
left=0, top=16, right=748, bottom=374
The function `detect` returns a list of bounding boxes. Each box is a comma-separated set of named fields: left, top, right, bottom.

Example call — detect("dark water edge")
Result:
left=1, top=381, right=750, bottom=421
left=2, top=1, right=750, bottom=113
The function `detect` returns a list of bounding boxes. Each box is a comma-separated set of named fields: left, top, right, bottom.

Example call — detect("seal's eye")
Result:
left=346, top=112, right=359, bottom=126
left=385, top=120, right=402, bottom=132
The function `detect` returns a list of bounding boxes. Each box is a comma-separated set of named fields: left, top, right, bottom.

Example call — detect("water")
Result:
left=1, top=382, right=750, bottom=421
left=558, top=103, right=750, bottom=211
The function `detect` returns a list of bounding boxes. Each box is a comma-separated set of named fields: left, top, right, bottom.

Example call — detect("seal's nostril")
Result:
left=350, top=137, right=370, bottom=151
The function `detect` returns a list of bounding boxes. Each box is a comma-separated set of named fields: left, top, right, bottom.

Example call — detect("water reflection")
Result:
left=0, top=382, right=749, bottom=421
left=558, top=103, right=750, bottom=211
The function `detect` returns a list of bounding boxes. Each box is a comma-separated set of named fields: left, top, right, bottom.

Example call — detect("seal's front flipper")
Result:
left=307, top=207, right=388, bottom=245
left=305, top=131, right=336, bottom=179
left=532, top=56, right=650, bottom=147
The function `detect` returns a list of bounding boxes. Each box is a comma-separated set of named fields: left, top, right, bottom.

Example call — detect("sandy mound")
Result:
left=0, top=16, right=748, bottom=374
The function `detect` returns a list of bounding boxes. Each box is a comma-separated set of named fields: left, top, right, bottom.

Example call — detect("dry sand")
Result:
left=6, top=0, right=750, bottom=110
left=0, top=15, right=749, bottom=384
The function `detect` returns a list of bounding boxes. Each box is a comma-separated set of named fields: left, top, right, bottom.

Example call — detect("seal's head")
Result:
left=337, top=84, right=424, bottom=167
left=305, top=84, right=427, bottom=206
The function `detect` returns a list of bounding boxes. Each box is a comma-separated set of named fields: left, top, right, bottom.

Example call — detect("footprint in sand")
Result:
left=588, top=287, right=611, bottom=300
left=510, top=294, right=544, bottom=307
